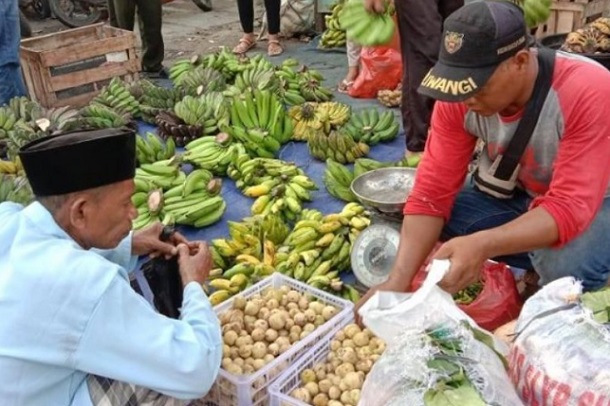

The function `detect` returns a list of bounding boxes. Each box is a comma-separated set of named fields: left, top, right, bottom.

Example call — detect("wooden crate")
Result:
left=20, top=23, right=140, bottom=108
left=535, top=0, right=610, bottom=37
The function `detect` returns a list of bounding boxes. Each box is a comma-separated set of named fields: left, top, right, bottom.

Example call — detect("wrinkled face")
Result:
left=463, top=52, right=529, bottom=116
left=83, top=179, right=137, bottom=249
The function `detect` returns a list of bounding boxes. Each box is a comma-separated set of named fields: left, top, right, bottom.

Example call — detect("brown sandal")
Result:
left=267, top=39, right=283, bottom=57
left=233, top=37, right=256, bottom=54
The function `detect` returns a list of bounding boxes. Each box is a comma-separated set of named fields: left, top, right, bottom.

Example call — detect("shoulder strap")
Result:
left=494, top=47, right=556, bottom=180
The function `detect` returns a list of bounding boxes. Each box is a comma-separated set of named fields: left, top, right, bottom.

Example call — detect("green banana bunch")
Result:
left=7, top=96, right=37, bottom=123
left=342, top=108, right=400, bottom=145
left=156, top=111, right=203, bottom=148
left=0, top=106, right=19, bottom=140
left=223, top=65, right=281, bottom=97
left=319, top=0, right=347, bottom=49
left=93, top=77, right=140, bottom=117
left=510, top=0, right=552, bottom=28
left=5, top=122, right=47, bottom=161
left=77, top=103, right=133, bottom=130
left=131, top=187, right=163, bottom=230
left=168, top=55, right=203, bottom=86
left=353, top=157, right=393, bottom=177
left=228, top=89, right=293, bottom=158
left=308, top=129, right=370, bottom=164
left=299, top=69, right=334, bottom=102
left=182, top=132, right=239, bottom=176
left=129, top=80, right=185, bottom=124
left=134, top=157, right=185, bottom=192
left=176, top=66, right=226, bottom=96
left=174, top=92, right=230, bottom=137
left=0, top=174, right=33, bottom=205
left=324, top=159, right=358, bottom=202
left=135, top=132, right=176, bottom=165
left=340, top=0, right=395, bottom=46
left=274, top=60, right=308, bottom=106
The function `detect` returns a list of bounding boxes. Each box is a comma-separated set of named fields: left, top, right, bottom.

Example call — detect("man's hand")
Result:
left=364, top=0, right=386, bottom=14
left=177, top=241, right=212, bottom=287
left=354, top=276, right=407, bottom=326
left=434, top=234, right=488, bottom=294
left=132, top=222, right=195, bottom=258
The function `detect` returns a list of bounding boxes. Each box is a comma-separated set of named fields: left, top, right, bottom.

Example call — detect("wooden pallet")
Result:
left=20, top=23, right=140, bottom=108
left=535, top=0, right=610, bottom=37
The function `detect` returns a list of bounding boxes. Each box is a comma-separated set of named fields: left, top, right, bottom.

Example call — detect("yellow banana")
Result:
left=263, top=240, right=275, bottom=267
left=209, top=278, right=232, bottom=291
left=236, top=254, right=261, bottom=265
left=209, top=289, right=232, bottom=306
left=315, top=233, right=336, bottom=248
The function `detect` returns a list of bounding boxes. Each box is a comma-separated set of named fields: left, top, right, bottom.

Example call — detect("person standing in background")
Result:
left=233, top=0, right=283, bottom=56
left=108, top=0, right=167, bottom=78
left=365, top=0, right=463, bottom=157
left=0, top=0, right=27, bottom=105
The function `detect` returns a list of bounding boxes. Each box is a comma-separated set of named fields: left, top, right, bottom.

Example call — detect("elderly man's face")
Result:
left=85, top=179, right=137, bottom=249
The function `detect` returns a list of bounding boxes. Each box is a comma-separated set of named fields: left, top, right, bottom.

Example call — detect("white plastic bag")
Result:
left=358, top=260, right=523, bottom=406
left=259, top=0, right=314, bottom=39
left=509, top=277, right=610, bottom=405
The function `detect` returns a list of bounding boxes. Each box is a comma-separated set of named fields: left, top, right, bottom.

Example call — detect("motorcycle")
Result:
left=48, top=0, right=213, bottom=29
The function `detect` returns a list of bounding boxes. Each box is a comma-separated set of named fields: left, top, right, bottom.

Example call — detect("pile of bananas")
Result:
left=561, top=18, right=610, bottom=54
left=274, top=59, right=308, bottom=106
left=223, top=63, right=280, bottom=97
left=510, top=0, right=552, bottom=28
left=377, top=89, right=401, bottom=108
left=308, top=129, right=369, bottom=164
left=205, top=51, right=274, bottom=82
left=168, top=55, right=202, bottom=86
left=0, top=106, right=19, bottom=144
left=299, top=68, right=334, bottom=102
left=319, top=0, right=347, bottom=49
left=156, top=111, right=203, bottom=147
left=176, top=66, right=227, bottom=96
left=92, top=77, right=140, bottom=117
left=135, top=132, right=176, bottom=165
left=77, top=103, right=134, bottom=130
left=289, top=102, right=351, bottom=141
left=340, top=0, right=395, bottom=46
left=272, top=204, right=369, bottom=302
left=7, top=96, right=37, bottom=123
left=0, top=174, right=33, bottom=205
left=129, top=80, right=185, bottom=124
left=342, top=108, right=399, bottom=145
left=324, top=159, right=357, bottom=203
left=208, top=214, right=290, bottom=304
left=174, top=92, right=230, bottom=137
left=228, top=150, right=318, bottom=222
left=228, top=89, right=292, bottom=158
left=182, top=133, right=240, bottom=176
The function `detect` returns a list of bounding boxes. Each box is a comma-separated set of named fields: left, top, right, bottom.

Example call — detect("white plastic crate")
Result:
left=196, top=273, right=354, bottom=406
left=269, top=319, right=350, bottom=406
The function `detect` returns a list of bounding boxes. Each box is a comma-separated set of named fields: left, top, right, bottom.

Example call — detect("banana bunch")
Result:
left=274, top=59, right=308, bottom=106
left=131, top=187, right=168, bottom=230
left=130, top=80, right=185, bottom=124
left=182, top=133, right=239, bottom=176
left=0, top=106, right=19, bottom=140
left=228, top=151, right=318, bottom=222
left=324, top=159, right=358, bottom=202
left=308, top=129, right=370, bottom=164
left=92, top=77, right=140, bottom=117
left=340, top=0, right=395, bottom=46
left=77, top=103, right=133, bottom=130
left=223, top=65, right=280, bottom=97
left=0, top=174, right=33, bottom=205
left=272, top=204, right=369, bottom=302
left=7, top=96, right=37, bottom=122
left=317, top=101, right=351, bottom=130
left=161, top=170, right=227, bottom=228
left=353, top=157, right=393, bottom=177
left=561, top=18, right=610, bottom=54
left=342, top=108, right=399, bottom=145
left=176, top=66, right=226, bottom=96
left=135, top=157, right=186, bottom=192
left=135, top=132, right=176, bottom=165
left=299, top=68, right=334, bottom=102
left=510, top=0, right=552, bottom=28
left=169, top=55, right=203, bottom=86
left=319, top=0, right=347, bottom=49
left=4, top=122, right=47, bottom=160
left=228, top=89, right=293, bottom=158
left=0, top=157, right=23, bottom=175
left=156, top=111, right=203, bottom=147
left=289, top=103, right=324, bottom=141
left=174, top=92, right=230, bottom=137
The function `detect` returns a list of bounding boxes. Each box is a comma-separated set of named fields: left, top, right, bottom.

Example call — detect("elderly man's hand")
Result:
left=132, top=222, right=196, bottom=258
left=177, top=242, right=213, bottom=286
left=364, top=0, right=386, bottom=14
left=433, top=234, right=488, bottom=294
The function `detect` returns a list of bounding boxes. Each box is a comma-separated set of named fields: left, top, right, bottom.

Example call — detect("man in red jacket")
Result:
left=356, top=1, right=610, bottom=317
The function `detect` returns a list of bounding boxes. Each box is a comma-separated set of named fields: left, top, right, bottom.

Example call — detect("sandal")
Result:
left=233, top=37, right=256, bottom=54
left=337, top=79, right=354, bottom=94
left=267, top=39, right=283, bottom=57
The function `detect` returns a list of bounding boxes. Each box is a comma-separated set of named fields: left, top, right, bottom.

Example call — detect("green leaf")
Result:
left=461, top=322, right=508, bottom=370
left=581, top=288, right=610, bottom=324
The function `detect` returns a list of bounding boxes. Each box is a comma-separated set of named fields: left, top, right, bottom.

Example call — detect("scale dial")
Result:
left=351, top=224, right=401, bottom=288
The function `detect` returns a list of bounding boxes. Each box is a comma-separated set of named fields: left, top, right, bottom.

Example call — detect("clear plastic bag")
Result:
left=509, top=277, right=610, bottom=405
left=358, top=260, right=523, bottom=406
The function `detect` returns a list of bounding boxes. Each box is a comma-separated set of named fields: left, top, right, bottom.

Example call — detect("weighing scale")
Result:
left=349, top=167, right=417, bottom=289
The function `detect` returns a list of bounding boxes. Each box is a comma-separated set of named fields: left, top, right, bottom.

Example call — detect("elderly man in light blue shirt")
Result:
left=0, top=128, right=222, bottom=405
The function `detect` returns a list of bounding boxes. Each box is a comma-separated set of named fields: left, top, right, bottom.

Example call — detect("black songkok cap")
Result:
left=19, top=128, right=136, bottom=196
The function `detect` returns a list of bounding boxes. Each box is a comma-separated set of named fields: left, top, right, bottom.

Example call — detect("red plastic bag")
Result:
left=348, top=46, right=403, bottom=99
left=409, top=250, right=523, bottom=332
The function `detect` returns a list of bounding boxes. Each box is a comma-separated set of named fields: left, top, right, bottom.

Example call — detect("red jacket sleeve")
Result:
left=530, top=62, right=610, bottom=246
left=403, top=101, right=477, bottom=220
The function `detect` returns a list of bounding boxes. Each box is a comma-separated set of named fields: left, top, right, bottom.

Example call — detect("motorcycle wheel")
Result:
left=191, top=0, right=212, bottom=12
left=20, top=11, right=33, bottom=38
left=49, top=0, right=103, bottom=28
left=33, top=0, right=51, bottom=19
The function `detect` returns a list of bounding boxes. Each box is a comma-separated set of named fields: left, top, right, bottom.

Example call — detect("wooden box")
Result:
left=535, top=0, right=610, bottom=38
left=20, top=23, right=140, bottom=108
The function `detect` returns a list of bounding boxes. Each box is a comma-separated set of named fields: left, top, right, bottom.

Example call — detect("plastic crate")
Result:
left=269, top=319, right=351, bottom=406
left=197, top=273, right=354, bottom=406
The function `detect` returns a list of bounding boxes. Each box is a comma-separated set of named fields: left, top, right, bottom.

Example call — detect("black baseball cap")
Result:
left=418, top=0, right=528, bottom=102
